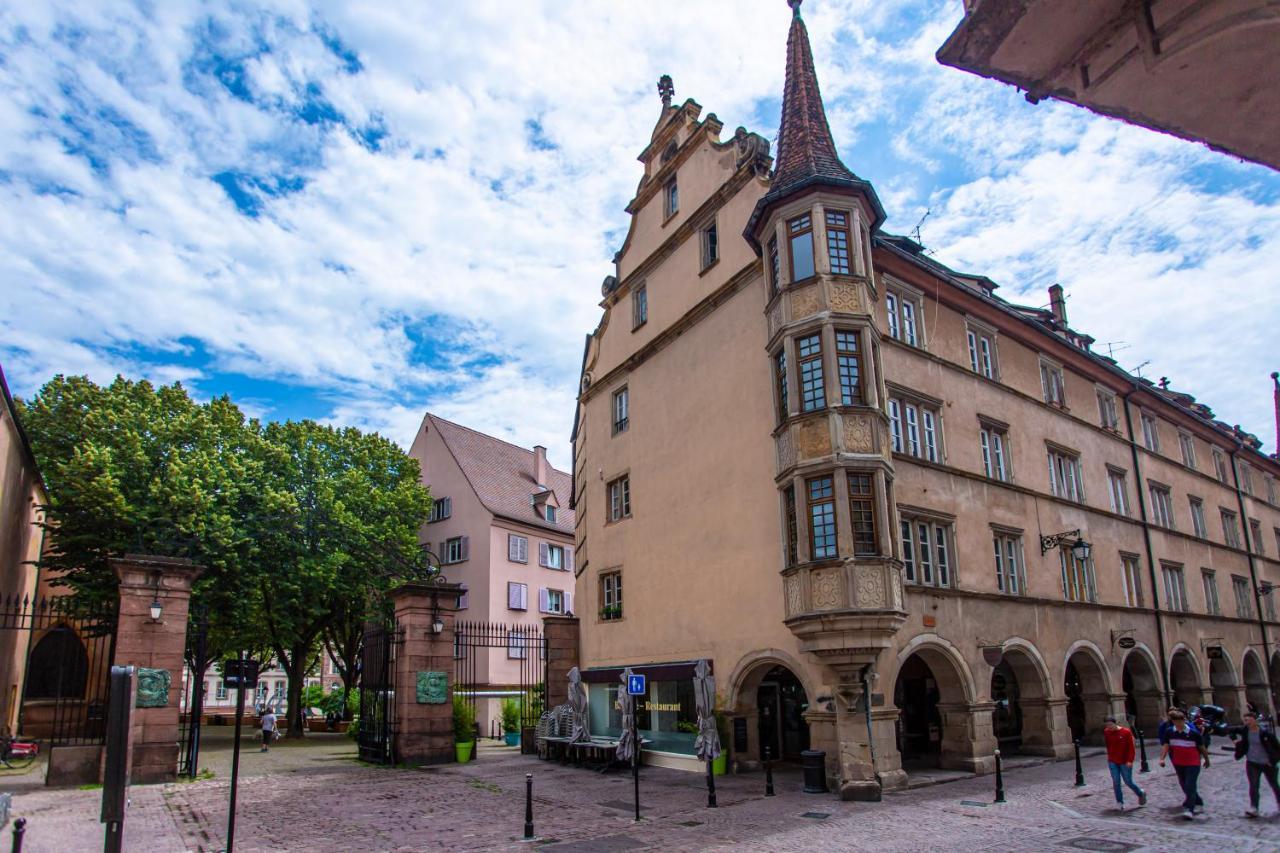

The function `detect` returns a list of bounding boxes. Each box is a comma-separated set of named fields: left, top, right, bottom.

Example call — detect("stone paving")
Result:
left=6, top=729, right=1280, bottom=852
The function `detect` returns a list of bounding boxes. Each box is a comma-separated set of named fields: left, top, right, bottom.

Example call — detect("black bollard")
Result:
left=1073, top=739, right=1085, bottom=787
left=706, top=757, right=717, bottom=808
left=994, top=749, right=1006, bottom=804
left=1137, top=729, right=1150, bottom=774
left=764, top=745, right=775, bottom=797
left=523, top=773, right=534, bottom=840
left=12, top=817, right=26, bottom=853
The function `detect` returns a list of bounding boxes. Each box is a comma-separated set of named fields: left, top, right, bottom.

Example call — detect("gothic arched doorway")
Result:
left=756, top=665, right=809, bottom=762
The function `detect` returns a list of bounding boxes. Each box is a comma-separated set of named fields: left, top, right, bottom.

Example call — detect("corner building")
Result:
left=571, top=1, right=1280, bottom=798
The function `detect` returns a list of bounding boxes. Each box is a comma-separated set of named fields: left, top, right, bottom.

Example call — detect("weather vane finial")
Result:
left=657, top=74, right=674, bottom=108
left=788, top=0, right=803, bottom=19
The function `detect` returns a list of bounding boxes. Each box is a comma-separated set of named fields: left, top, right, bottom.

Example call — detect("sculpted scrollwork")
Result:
left=776, top=429, right=796, bottom=471
left=797, top=419, right=831, bottom=458
left=855, top=565, right=885, bottom=609
left=842, top=414, right=874, bottom=453
left=790, top=285, right=822, bottom=319
left=811, top=568, right=844, bottom=610
left=784, top=574, right=802, bottom=617
left=830, top=282, right=862, bottom=314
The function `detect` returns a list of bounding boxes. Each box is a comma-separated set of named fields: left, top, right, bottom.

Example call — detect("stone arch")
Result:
left=1208, top=648, right=1242, bottom=721
left=992, top=638, right=1058, bottom=756
left=726, top=649, right=815, bottom=763
left=1121, top=645, right=1163, bottom=732
left=889, top=635, right=986, bottom=773
left=1169, top=646, right=1205, bottom=709
left=1063, top=641, right=1113, bottom=744
left=24, top=625, right=88, bottom=699
left=1272, top=652, right=1280, bottom=713
left=1242, top=649, right=1271, bottom=716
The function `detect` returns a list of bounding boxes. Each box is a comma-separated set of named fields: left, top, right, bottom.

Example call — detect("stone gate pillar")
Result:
left=391, top=581, right=465, bottom=766
left=543, top=615, right=580, bottom=710
left=111, top=554, right=203, bottom=784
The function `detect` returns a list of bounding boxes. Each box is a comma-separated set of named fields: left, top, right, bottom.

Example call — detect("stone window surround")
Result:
left=781, top=465, right=896, bottom=565
left=599, top=568, right=623, bottom=622
left=898, top=503, right=957, bottom=589
left=977, top=414, right=1012, bottom=483
left=1045, top=440, right=1085, bottom=504
left=990, top=523, right=1026, bottom=596
left=887, top=382, right=945, bottom=463
left=1038, top=356, right=1067, bottom=409
left=771, top=318, right=883, bottom=423
left=964, top=316, right=1000, bottom=380
left=1095, top=385, right=1121, bottom=432
left=885, top=277, right=925, bottom=348
left=605, top=471, right=632, bottom=524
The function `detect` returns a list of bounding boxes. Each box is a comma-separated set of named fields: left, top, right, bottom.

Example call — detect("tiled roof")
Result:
left=767, top=2, right=857, bottom=202
left=425, top=413, right=575, bottom=536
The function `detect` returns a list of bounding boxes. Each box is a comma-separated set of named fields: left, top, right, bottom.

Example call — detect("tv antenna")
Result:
left=910, top=209, right=931, bottom=246
left=1102, top=341, right=1129, bottom=359
left=1131, top=359, right=1151, bottom=378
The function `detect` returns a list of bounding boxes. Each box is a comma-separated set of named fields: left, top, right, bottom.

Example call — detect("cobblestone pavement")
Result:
left=7, top=731, right=1280, bottom=852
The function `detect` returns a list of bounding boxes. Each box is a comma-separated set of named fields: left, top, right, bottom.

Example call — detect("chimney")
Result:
left=1048, top=284, right=1067, bottom=326
left=533, top=445, right=548, bottom=488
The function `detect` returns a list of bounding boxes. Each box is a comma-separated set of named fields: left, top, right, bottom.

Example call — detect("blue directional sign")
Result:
left=627, top=673, right=646, bottom=696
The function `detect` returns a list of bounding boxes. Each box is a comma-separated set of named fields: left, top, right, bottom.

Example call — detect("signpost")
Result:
left=1117, top=637, right=1137, bottom=650
left=222, top=656, right=259, bottom=853
left=627, top=673, right=645, bottom=822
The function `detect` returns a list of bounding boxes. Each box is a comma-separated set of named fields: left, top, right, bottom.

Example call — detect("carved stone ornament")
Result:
left=855, top=565, right=885, bottom=609
left=417, top=671, right=448, bottom=704
left=776, top=429, right=797, bottom=471
left=784, top=574, right=802, bottom=617
left=891, top=572, right=904, bottom=610
left=790, top=284, right=822, bottom=319
left=842, top=414, right=874, bottom=453
left=797, top=418, right=831, bottom=459
left=768, top=300, right=783, bottom=338
left=733, top=126, right=771, bottom=178
left=830, top=281, right=862, bottom=313
left=136, top=667, right=171, bottom=708
left=811, top=567, right=844, bottom=610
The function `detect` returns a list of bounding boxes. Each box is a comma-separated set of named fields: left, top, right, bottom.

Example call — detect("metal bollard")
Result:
left=1137, top=729, right=1150, bottom=774
left=12, top=817, right=25, bottom=853
left=764, top=746, right=775, bottom=797
left=1073, top=739, right=1085, bottom=787
left=994, top=749, right=1006, bottom=804
left=706, top=757, right=717, bottom=809
left=523, top=773, right=534, bottom=840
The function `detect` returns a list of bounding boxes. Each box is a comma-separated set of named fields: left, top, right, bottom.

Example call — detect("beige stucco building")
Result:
left=571, top=2, right=1280, bottom=797
left=0, top=364, right=47, bottom=734
left=409, top=413, right=576, bottom=732
left=937, top=0, right=1280, bottom=171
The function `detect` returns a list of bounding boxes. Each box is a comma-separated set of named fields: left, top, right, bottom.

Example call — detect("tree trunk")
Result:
left=285, top=645, right=309, bottom=738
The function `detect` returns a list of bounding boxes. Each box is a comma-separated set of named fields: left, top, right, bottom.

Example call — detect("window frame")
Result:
left=1096, top=388, right=1119, bottom=431
left=508, top=534, right=529, bottom=564
left=1148, top=482, right=1174, bottom=529
left=664, top=178, right=678, bottom=219
left=1140, top=411, right=1160, bottom=453
left=607, top=475, right=631, bottom=522
left=889, top=390, right=942, bottom=462
left=1249, top=518, right=1264, bottom=556
left=632, top=283, right=647, bottom=330
left=428, top=496, right=452, bottom=523
left=1161, top=563, right=1188, bottom=612
left=1039, top=359, right=1066, bottom=407
left=774, top=347, right=789, bottom=422
left=612, top=387, right=629, bottom=435
left=1212, top=447, right=1229, bottom=483
left=545, top=544, right=565, bottom=571
left=1121, top=554, right=1143, bottom=608
left=1189, top=496, right=1207, bottom=538
left=768, top=236, right=781, bottom=296
left=1106, top=466, right=1129, bottom=516
left=885, top=285, right=921, bottom=347
left=992, top=530, right=1025, bottom=596
left=700, top=218, right=719, bottom=270
left=783, top=485, right=799, bottom=567
left=787, top=213, right=816, bottom=283
left=965, top=321, right=998, bottom=380
left=900, top=510, right=954, bottom=588
left=1060, top=549, right=1097, bottom=603
left=797, top=333, right=826, bottom=412
left=1232, top=575, right=1253, bottom=619
left=600, top=570, right=623, bottom=621
left=848, top=472, right=878, bottom=557
left=1201, top=569, right=1220, bottom=615
left=507, top=581, right=529, bottom=612
left=1220, top=508, right=1240, bottom=548
left=979, top=419, right=1010, bottom=482
left=444, top=536, right=466, bottom=564
left=1178, top=431, right=1197, bottom=469
left=1047, top=444, right=1084, bottom=503
left=824, top=209, right=852, bottom=276
left=806, top=475, right=837, bottom=561
left=834, top=328, right=864, bottom=406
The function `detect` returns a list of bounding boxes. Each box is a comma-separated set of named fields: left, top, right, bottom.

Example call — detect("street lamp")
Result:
left=149, top=571, right=163, bottom=622
left=150, top=598, right=163, bottom=621
left=1040, top=528, right=1092, bottom=559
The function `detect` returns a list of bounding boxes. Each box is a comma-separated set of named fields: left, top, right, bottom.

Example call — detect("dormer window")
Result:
left=546, top=505, right=557, bottom=523
left=788, top=214, right=815, bottom=282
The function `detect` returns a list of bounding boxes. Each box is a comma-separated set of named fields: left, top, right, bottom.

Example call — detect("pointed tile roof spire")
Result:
left=772, top=0, right=855, bottom=196
left=747, top=0, right=884, bottom=244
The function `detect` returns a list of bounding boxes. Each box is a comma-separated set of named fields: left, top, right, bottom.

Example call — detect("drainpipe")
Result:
left=1122, top=390, right=1173, bottom=707
left=1229, top=447, right=1273, bottom=715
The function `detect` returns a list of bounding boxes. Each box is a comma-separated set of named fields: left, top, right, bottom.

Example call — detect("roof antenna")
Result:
left=1102, top=341, right=1129, bottom=359
left=1131, top=360, right=1150, bottom=379
left=910, top=209, right=931, bottom=247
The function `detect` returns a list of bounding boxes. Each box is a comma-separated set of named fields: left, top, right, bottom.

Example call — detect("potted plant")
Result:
left=453, top=695, right=476, bottom=762
left=501, top=699, right=521, bottom=747
left=712, top=710, right=730, bottom=776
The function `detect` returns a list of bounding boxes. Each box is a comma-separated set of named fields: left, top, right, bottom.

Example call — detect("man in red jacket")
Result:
left=1104, top=716, right=1147, bottom=810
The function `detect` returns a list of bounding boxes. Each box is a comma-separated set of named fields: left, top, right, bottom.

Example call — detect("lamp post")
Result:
left=1040, top=529, right=1092, bottom=559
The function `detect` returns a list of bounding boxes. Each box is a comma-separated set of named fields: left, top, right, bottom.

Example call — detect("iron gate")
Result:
left=177, top=604, right=209, bottom=777
left=453, top=621, right=547, bottom=740
left=356, top=621, right=397, bottom=764
left=0, top=593, right=116, bottom=746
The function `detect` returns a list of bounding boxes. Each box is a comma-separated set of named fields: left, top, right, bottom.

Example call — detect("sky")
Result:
left=2, top=0, right=1278, bottom=472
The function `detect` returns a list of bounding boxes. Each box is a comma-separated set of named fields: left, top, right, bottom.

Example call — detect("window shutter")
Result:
left=564, top=592, right=572, bottom=614
left=520, top=584, right=528, bottom=610
left=460, top=535, right=469, bottom=561
left=565, top=547, right=574, bottom=573
left=539, top=542, right=549, bottom=567
left=508, top=582, right=521, bottom=610
left=520, top=537, right=528, bottom=563
left=509, top=535, right=519, bottom=561
left=538, top=588, right=550, bottom=613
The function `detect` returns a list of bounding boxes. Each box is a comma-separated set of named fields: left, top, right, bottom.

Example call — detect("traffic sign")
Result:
left=627, top=673, right=646, bottom=696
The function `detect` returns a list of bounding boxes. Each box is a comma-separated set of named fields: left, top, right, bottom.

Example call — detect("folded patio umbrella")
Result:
left=616, top=667, right=635, bottom=762
left=693, top=658, right=721, bottom=762
left=568, top=666, right=590, bottom=743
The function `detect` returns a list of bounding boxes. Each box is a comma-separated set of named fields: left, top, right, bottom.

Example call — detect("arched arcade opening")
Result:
left=1169, top=649, right=1204, bottom=710
left=1208, top=651, right=1241, bottom=722
left=1064, top=647, right=1111, bottom=744
left=892, top=644, right=976, bottom=771
left=1242, top=650, right=1270, bottom=716
left=992, top=645, right=1054, bottom=755
left=731, top=658, right=811, bottom=764
left=1121, top=648, right=1163, bottom=733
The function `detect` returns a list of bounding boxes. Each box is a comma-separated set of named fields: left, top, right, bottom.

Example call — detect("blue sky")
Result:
left=2, top=0, right=1278, bottom=470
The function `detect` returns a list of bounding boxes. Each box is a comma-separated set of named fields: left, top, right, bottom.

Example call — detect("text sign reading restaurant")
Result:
left=639, top=702, right=680, bottom=712
left=627, top=673, right=646, bottom=696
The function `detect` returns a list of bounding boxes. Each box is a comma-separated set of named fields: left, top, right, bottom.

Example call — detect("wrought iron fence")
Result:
left=356, top=621, right=397, bottom=764
left=453, top=621, right=547, bottom=735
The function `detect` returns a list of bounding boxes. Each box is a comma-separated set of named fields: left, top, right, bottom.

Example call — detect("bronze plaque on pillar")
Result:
left=417, top=671, right=448, bottom=704
left=136, top=667, right=171, bottom=708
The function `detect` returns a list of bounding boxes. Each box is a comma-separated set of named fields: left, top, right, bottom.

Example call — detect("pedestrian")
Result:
left=1156, top=706, right=1197, bottom=742
left=1227, top=709, right=1280, bottom=818
left=260, top=708, right=277, bottom=753
left=1103, top=716, right=1146, bottom=810
left=1159, top=709, right=1209, bottom=819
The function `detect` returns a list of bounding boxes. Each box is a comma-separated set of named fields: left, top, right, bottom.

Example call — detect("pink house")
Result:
left=408, top=414, right=576, bottom=732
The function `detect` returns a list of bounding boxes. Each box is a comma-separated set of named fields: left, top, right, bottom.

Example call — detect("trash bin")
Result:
left=801, top=749, right=828, bottom=793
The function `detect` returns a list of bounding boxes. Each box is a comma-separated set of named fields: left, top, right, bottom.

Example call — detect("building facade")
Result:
left=408, top=413, right=576, bottom=731
left=571, top=1, right=1280, bottom=797
left=0, top=364, right=47, bottom=734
